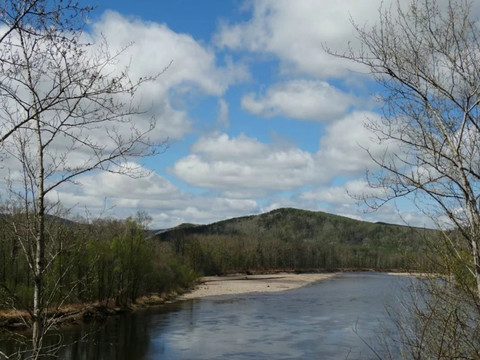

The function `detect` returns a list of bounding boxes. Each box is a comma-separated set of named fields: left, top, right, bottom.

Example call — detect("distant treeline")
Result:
left=0, top=207, right=442, bottom=311
left=157, top=208, right=438, bottom=275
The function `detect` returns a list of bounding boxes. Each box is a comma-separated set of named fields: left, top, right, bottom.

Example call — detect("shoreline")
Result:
left=179, top=272, right=339, bottom=300
left=0, top=270, right=415, bottom=330
left=0, top=272, right=338, bottom=331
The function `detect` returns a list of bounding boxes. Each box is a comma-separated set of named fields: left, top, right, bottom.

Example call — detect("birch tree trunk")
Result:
left=31, top=115, right=45, bottom=356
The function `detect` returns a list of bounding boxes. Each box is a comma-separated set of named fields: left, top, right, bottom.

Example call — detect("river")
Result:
left=2, top=272, right=412, bottom=359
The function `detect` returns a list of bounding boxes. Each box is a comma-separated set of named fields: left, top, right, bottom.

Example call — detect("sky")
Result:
left=36, top=0, right=441, bottom=229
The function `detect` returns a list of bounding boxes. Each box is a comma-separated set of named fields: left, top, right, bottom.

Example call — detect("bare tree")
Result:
left=0, top=0, right=91, bottom=40
left=0, top=0, right=92, bottom=145
left=0, top=1, right=165, bottom=357
left=327, top=0, right=480, bottom=357
left=330, top=0, right=480, bottom=294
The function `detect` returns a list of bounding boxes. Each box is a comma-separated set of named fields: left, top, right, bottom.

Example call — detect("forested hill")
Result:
left=156, top=208, right=437, bottom=275
left=157, top=207, right=430, bottom=245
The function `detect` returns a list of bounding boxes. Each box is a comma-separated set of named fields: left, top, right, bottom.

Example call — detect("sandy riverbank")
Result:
left=0, top=274, right=336, bottom=329
left=387, top=272, right=431, bottom=277
left=179, top=273, right=338, bottom=300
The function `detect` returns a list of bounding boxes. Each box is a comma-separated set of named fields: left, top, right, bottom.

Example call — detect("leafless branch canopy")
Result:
left=327, top=1, right=480, bottom=357
left=0, top=1, right=165, bottom=356
left=328, top=0, right=480, bottom=294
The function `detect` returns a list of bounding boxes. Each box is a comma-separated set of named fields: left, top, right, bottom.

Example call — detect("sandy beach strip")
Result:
left=179, top=273, right=338, bottom=300
left=387, top=272, right=431, bottom=278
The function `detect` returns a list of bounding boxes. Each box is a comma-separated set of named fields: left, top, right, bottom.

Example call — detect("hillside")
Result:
left=157, top=208, right=430, bottom=247
left=156, top=208, right=436, bottom=275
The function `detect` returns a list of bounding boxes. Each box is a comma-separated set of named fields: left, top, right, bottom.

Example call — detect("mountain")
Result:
left=156, top=208, right=435, bottom=274
left=157, top=207, right=429, bottom=246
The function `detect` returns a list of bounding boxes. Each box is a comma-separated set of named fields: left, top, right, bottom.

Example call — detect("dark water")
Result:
left=3, top=273, right=411, bottom=359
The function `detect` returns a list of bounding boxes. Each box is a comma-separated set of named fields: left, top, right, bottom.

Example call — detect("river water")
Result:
left=3, top=272, right=412, bottom=359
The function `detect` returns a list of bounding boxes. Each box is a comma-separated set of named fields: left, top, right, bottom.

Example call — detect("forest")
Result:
left=0, top=213, right=196, bottom=313
left=0, top=207, right=440, bottom=315
left=157, top=208, right=440, bottom=275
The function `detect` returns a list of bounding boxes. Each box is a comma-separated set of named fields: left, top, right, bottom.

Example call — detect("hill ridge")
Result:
left=157, top=207, right=431, bottom=245
left=160, top=207, right=412, bottom=235
left=155, top=207, right=434, bottom=275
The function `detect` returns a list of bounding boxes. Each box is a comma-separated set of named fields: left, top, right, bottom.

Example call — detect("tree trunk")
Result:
left=32, top=112, right=45, bottom=357
left=471, top=237, right=480, bottom=297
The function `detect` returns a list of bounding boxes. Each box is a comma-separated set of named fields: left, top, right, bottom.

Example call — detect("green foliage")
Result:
left=0, top=207, right=439, bottom=313
left=0, top=214, right=198, bottom=311
left=452, top=251, right=477, bottom=290
left=158, top=208, right=437, bottom=275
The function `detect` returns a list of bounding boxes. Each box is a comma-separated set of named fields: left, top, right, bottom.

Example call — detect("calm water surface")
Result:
left=5, top=272, right=412, bottom=359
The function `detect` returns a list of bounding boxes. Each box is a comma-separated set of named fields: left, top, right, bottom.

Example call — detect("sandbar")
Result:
left=179, top=273, right=338, bottom=300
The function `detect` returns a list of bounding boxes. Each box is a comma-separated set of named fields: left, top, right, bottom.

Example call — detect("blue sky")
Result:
left=47, top=0, right=438, bottom=228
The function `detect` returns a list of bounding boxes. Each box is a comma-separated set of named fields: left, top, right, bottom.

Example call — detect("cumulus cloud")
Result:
left=241, top=80, right=356, bottom=121
left=171, top=112, right=392, bottom=197
left=215, top=0, right=389, bottom=78
left=0, top=10, right=252, bottom=194
left=316, top=111, right=393, bottom=175
left=300, top=185, right=351, bottom=205
left=217, top=98, right=230, bottom=127
left=46, top=163, right=260, bottom=228
left=172, top=133, right=321, bottom=195
left=300, top=179, right=386, bottom=204
left=93, top=11, right=247, bottom=96
left=85, top=11, right=248, bottom=142
left=1, top=5, right=432, bottom=229
left=0, top=11, right=254, bottom=216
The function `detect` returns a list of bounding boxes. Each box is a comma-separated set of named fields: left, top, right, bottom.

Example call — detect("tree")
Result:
left=0, top=0, right=92, bottom=145
left=332, top=0, right=480, bottom=293
left=0, top=1, right=84, bottom=44
left=110, top=217, right=154, bottom=305
left=0, top=0, right=163, bottom=357
left=329, top=0, right=480, bottom=357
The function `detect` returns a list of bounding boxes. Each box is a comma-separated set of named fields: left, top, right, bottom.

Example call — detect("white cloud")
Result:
left=45, top=163, right=260, bottom=228
left=241, top=80, right=356, bottom=121
left=93, top=11, right=247, bottom=96
left=0, top=10, right=251, bottom=192
left=82, top=11, right=250, bottom=142
left=2, top=4, right=438, bottom=230
left=300, top=186, right=351, bottom=205
left=300, top=179, right=387, bottom=204
left=317, top=111, right=392, bottom=176
left=172, top=133, right=321, bottom=195
left=217, top=98, right=229, bottom=127
left=171, top=111, right=394, bottom=198
left=0, top=11, right=255, bottom=212
left=215, top=0, right=389, bottom=78
left=191, top=132, right=266, bottom=160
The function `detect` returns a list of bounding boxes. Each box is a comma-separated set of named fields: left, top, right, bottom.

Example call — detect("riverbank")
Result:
left=179, top=272, right=338, bottom=300
left=0, top=291, right=183, bottom=331
left=4, top=270, right=422, bottom=331
left=0, top=272, right=339, bottom=330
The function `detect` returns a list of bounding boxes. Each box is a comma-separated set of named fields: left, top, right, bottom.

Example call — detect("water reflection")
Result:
left=1, top=273, right=410, bottom=359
